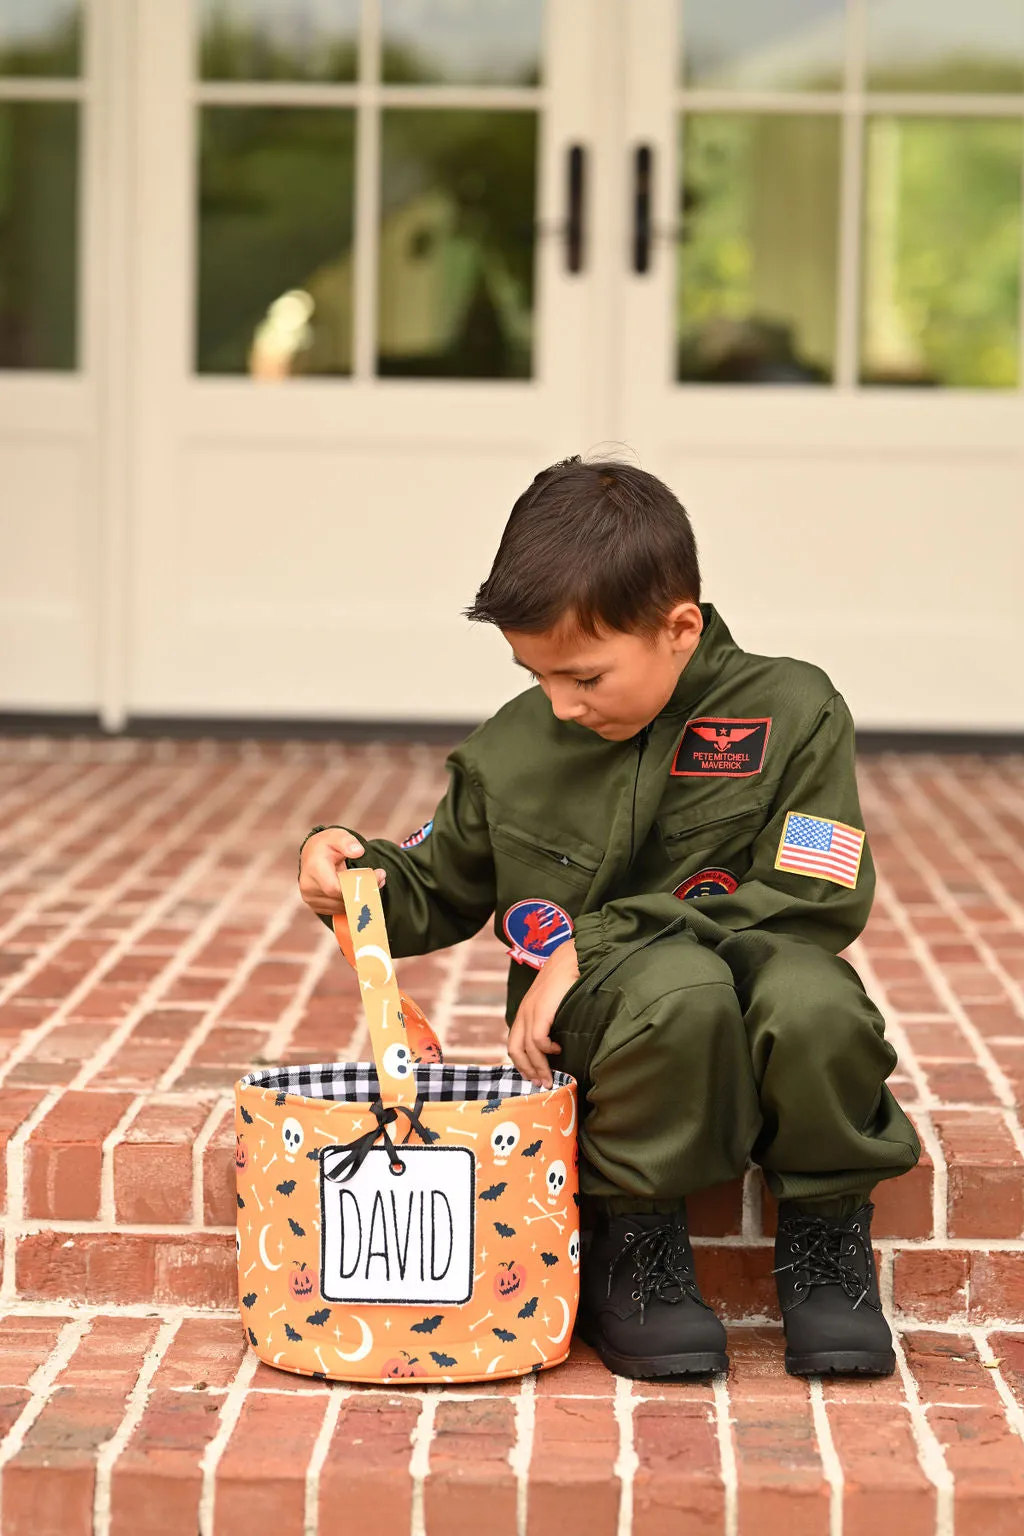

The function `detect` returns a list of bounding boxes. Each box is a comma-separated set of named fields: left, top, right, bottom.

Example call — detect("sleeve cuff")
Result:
left=572, top=910, right=608, bottom=968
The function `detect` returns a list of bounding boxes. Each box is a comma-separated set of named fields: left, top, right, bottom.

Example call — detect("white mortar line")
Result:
left=93, top=1314, right=182, bottom=1536
left=0, top=1313, right=92, bottom=1527
left=510, top=1370, right=536, bottom=1536
left=0, top=761, right=118, bottom=903
left=808, top=1378, right=844, bottom=1536
left=192, top=1099, right=234, bottom=1227
left=972, top=1325, right=1024, bottom=1447
left=303, top=1383, right=347, bottom=1536
left=712, top=1373, right=738, bottom=1536
left=408, top=1392, right=438, bottom=1536
left=1, top=1087, right=66, bottom=1301
left=99, top=1094, right=150, bottom=1221
left=198, top=1346, right=260, bottom=1536
left=890, top=1327, right=953, bottom=1536
left=613, top=1373, right=637, bottom=1536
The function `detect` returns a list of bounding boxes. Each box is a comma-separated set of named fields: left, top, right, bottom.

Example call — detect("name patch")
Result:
left=503, top=899, right=574, bottom=969
left=673, top=868, right=739, bottom=901
left=400, top=820, right=433, bottom=849
left=320, top=1146, right=475, bottom=1305
left=671, top=717, right=771, bottom=778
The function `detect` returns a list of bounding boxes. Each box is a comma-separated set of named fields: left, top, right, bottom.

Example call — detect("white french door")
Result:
left=617, top=0, right=1024, bottom=730
left=126, top=0, right=606, bottom=722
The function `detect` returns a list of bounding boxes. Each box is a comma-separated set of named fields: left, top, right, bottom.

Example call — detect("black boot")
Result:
left=775, top=1201, right=895, bottom=1377
left=576, top=1207, right=728, bottom=1378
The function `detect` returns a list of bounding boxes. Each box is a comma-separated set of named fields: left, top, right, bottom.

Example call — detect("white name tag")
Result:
left=320, top=1146, right=475, bottom=1306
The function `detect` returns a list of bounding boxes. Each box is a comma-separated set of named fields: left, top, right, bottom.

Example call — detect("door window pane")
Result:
left=861, top=118, right=1021, bottom=388
left=381, top=0, right=543, bottom=86
left=378, top=110, right=536, bottom=378
left=0, top=102, right=78, bottom=369
left=680, top=0, right=844, bottom=92
left=197, top=107, right=356, bottom=375
left=0, top=0, right=79, bottom=77
left=866, top=0, right=1024, bottom=94
left=199, top=0, right=360, bottom=82
left=677, top=114, right=840, bottom=383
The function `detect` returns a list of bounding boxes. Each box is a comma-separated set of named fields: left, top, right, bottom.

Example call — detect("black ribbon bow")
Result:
left=321, top=1095, right=439, bottom=1184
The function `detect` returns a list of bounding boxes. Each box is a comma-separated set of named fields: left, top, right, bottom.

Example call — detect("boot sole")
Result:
left=576, top=1320, right=728, bottom=1379
left=785, top=1349, right=896, bottom=1378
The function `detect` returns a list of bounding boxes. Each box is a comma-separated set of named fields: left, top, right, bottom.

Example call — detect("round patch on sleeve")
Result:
left=673, top=868, right=738, bottom=901
left=399, top=820, right=433, bottom=850
left=503, top=900, right=574, bottom=969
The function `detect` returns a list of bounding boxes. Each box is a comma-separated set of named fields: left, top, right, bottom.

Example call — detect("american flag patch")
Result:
left=400, top=820, right=433, bottom=850
left=774, top=812, right=865, bottom=889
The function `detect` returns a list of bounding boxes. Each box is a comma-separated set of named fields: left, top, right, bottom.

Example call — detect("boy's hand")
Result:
left=507, top=938, right=579, bottom=1088
left=298, top=829, right=387, bottom=915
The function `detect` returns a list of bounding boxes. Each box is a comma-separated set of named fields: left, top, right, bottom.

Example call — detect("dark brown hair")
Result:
left=465, top=457, right=701, bottom=637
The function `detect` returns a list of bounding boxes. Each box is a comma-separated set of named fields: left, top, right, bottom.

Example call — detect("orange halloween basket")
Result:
left=234, top=870, right=579, bottom=1384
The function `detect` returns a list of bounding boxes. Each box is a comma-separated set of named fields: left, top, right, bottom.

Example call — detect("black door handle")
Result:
left=632, top=144, right=653, bottom=274
left=565, top=144, right=586, bottom=273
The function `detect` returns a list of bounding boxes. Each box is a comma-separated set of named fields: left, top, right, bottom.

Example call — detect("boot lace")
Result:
left=610, top=1219, right=701, bottom=1322
left=773, top=1213, right=870, bottom=1309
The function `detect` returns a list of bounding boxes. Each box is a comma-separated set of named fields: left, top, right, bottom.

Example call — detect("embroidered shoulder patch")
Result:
left=400, top=820, right=433, bottom=850
left=503, top=900, right=573, bottom=969
left=671, top=717, right=771, bottom=778
left=774, top=812, right=865, bottom=890
left=673, top=868, right=738, bottom=901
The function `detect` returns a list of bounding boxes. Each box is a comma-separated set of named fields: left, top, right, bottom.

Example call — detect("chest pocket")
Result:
left=491, top=824, right=602, bottom=891
left=657, top=803, right=770, bottom=874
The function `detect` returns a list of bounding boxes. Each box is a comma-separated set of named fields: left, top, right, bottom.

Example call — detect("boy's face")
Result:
left=503, top=604, right=704, bottom=742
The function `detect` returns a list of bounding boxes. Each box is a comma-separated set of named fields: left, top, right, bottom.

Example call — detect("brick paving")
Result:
left=0, top=736, right=1023, bottom=1533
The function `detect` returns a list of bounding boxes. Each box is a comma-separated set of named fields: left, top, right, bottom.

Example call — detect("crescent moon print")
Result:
left=353, top=944, right=394, bottom=986
left=548, top=1296, right=571, bottom=1346
left=486, top=1354, right=504, bottom=1375
left=335, top=1316, right=374, bottom=1363
left=258, top=1223, right=281, bottom=1272
left=559, top=1093, right=576, bottom=1139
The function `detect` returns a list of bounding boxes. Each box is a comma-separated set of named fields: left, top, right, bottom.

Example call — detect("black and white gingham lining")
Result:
left=238, top=1062, right=572, bottom=1104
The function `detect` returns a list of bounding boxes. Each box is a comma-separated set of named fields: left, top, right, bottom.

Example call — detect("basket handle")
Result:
left=338, top=868, right=417, bottom=1109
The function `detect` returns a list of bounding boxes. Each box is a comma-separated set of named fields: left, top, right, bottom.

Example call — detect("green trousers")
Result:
left=553, top=927, right=920, bottom=1215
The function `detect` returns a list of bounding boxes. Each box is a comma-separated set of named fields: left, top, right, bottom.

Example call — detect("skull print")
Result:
left=490, top=1121, right=521, bottom=1166
left=381, top=1041, right=413, bottom=1080
left=568, top=1229, right=580, bottom=1273
left=282, top=1117, right=304, bottom=1159
left=545, top=1158, right=567, bottom=1205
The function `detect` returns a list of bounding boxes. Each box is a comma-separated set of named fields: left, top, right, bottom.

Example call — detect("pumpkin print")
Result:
left=494, top=1261, right=526, bottom=1302
left=234, top=1135, right=248, bottom=1172
left=289, top=1262, right=315, bottom=1300
left=382, top=1352, right=424, bottom=1379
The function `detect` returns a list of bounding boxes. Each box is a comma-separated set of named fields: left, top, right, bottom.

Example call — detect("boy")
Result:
left=299, top=459, right=920, bottom=1380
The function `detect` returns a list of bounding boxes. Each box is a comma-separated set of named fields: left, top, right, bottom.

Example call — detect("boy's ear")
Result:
left=664, top=602, right=704, bottom=651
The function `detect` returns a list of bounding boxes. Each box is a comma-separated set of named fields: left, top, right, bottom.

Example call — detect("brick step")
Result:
left=4, top=1312, right=1024, bottom=1536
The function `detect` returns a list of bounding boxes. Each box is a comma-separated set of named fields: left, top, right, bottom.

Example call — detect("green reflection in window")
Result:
left=0, top=102, right=78, bottom=369
left=382, top=0, right=543, bottom=86
left=0, top=0, right=79, bottom=77
left=866, top=0, right=1024, bottom=94
left=861, top=118, right=1022, bottom=388
left=378, top=110, right=537, bottom=379
left=677, top=114, right=840, bottom=384
left=197, top=107, right=356, bottom=376
left=199, top=0, right=359, bottom=82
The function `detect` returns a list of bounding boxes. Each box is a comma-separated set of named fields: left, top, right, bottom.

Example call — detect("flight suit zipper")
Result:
left=627, top=725, right=651, bottom=865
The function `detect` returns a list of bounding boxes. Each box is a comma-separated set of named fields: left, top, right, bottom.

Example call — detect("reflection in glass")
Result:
left=377, top=110, right=536, bottom=378
left=677, top=115, right=840, bottom=383
left=196, top=108, right=356, bottom=375
left=199, top=0, right=359, bottom=82
left=0, top=0, right=79, bottom=76
left=680, top=0, right=844, bottom=91
left=382, top=0, right=543, bottom=86
left=0, top=103, right=78, bottom=369
left=866, top=0, right=1024, bottom=93
left=861, top=118, right=1021, bottom=388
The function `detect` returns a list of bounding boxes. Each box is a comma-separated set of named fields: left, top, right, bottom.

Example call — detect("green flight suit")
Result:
left=334, top=606, right=920, bottom=1213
